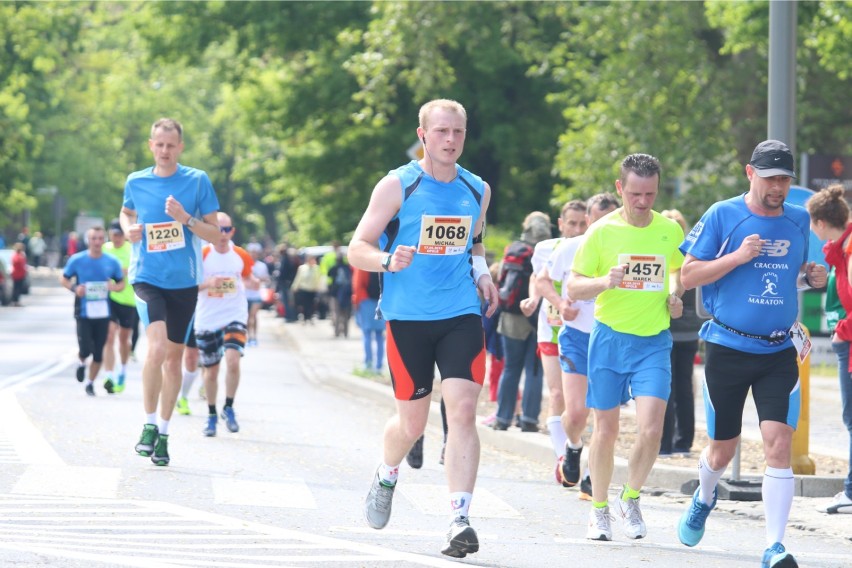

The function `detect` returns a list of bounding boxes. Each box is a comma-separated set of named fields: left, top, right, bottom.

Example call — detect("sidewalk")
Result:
left=270, top=312, right=846, bottom=499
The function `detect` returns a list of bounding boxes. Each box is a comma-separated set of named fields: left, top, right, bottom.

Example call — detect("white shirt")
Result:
left=195, top=243, right=253, bottom=331
left=545, top=234, right=596, bottom=334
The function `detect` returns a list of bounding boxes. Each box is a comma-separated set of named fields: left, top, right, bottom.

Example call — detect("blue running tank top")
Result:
left=378, top=161, right=484, bottom=321
left=123, top=164, right=220, bottom=289
left=680, top=194, right=809, bottom=354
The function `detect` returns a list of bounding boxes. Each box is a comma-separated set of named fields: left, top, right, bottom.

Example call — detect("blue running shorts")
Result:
left=558, top=325, right=590, bottom=376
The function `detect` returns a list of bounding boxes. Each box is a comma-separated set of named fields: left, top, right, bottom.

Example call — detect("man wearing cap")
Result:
left=676, top=140, right=826, bottom=568
left=102, top=221, right=137, bottom=393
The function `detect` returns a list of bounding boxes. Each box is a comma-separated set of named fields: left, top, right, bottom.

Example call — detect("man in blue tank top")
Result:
left=348, top=99, right=498, bottom=558
left=120, top=118, right=221, bottom=467
left=676, top=140, right=826, bottom=568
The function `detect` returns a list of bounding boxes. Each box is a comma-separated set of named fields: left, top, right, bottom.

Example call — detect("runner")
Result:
left=537, top=193, right=620, bottom=498
left=245, top=247, right=270, bottom=346
left=102, top=221, right=137, bottom=393
left=567, top=153, right=684, bottom=541
left=194, top=212, right=256, bottom=437
left=120, top=117, right=221, bottom=466
left=61, top=226, right=126, bottom=396
left=348, top=98, right=498, bottom=558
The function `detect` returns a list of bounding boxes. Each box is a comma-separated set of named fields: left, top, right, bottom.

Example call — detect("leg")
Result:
left=442, top=379, right=482, bottom=492
left=224, top=348, right=241, bottom=399
left=519, top=333, right=543, bottom=427
left=589, top=407, right=619, bottom=503
left=142, top=322, right=168, bottom=414
left=159, top=340, right=186, bottom=421
left=831, top=341, right=852, bottom=499
left=626, top=396, right=667, bottom=491
left=204, top=362, right=221, bottom=409
left=103, top=321, right=118, bottom=376
left=672, top=340, right=698, bottom=451
left=495, top=336, right=525, bottom=426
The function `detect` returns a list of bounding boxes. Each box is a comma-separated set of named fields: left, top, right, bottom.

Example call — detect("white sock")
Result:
left=547, top=415, right=568, bottom=457
left=698, top=448, right=726, bottom=506
left=378, top=462, right=399, bottom=485
left=158, top=419, right=170, bottom=436
left=120, top=364, right=127, bottom=375
left=146, top=413, right=157, bottom=426
left=763, top=466, right=794, bottom=546
left=567, top=438, right=583, bottom=450
left=450, top=491, right=473, bottom=519
left=181, top=369, right=199, bottom=399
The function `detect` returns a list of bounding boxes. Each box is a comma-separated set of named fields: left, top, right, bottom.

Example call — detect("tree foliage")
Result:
left=2, top=1, right=850, bottom=246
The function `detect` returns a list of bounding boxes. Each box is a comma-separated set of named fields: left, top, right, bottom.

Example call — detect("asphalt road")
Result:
left=0, top=277, right=849, bottom=567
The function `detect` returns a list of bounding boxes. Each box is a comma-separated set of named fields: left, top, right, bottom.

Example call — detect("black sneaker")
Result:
left=135, top=424, right=158, bottom=456
left=561, top=445, right=582, bottom=487
left=76, top=366, right=85, bottom=383
left=520, top=421, right=540, bottom=433
left=85, top=382, right=95, bottom=396
left=405, top=435, right=424, bottom=469
left=151, top=434, right=170, bottom=466
left=103, top=379, right=115, bottom=394
left=441, top=516, right=479, bottom=558
left=579, top=474, right=593, bottom=501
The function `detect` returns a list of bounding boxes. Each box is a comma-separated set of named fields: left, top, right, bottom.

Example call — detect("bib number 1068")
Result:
left=424, top=224, right=467, bottom=241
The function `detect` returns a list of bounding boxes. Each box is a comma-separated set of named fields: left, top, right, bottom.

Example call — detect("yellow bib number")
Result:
left=418, top=215, right=472, bottom=255
left=208, top=277, right=237, bottom=298
left=146, top=221, right=185, bottom=253
left=618, top=254, right=666, bottom=291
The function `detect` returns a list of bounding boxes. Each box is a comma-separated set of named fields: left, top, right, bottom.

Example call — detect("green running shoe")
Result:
left=152, top=434, right=170, bottom=466
left=114, top=372, right=126, bottom=393
left=135, top=424, right=158, bottom=457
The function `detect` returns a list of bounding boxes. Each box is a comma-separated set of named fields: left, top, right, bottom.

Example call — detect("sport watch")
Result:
left=186, top=216, right=198, bottom=228
left=381, top=253, right=392, bottom=272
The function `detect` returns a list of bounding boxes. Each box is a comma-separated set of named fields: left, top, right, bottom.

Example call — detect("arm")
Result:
left=60, top=273, right=84, bottom=298
left=165, top=196, right=221, bottom=244
left=800, top=261, right=827, bottom=290
left=347, top=175, right=412, bottom=273
left=680, top=233, right=763, bottom=290
left=472, top=183, right=499, bottom=317
left=567, top=264, right=627, bottom=301
left=120, top=207, right=142, bottom=244
left=667, top=269, right=683, bottom=319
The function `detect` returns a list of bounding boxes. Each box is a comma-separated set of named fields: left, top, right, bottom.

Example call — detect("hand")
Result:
left=387, top=245, right=416, bottom=272
left=126, top=223, right=143, bottom=243
left=519, top=296, right=539, bottom=317
left=479, top=276, right=499, bottom=318
left=74, top=285, right=85, bottom=298
left=805, top=261, right=827, bottom=289
left=605, top=264, right=627, bottom=289
left=560, top=299, right=579, bottom=321
left=736, top=233, right=764, bottom=264
left=165, top=195, right=188, bottom=223
left=668, top=293, right=683, bottom=319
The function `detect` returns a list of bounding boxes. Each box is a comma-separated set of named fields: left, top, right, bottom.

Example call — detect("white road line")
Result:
left=0, top=392, right=63, bottom=465
left=401, top=483, right=521, bottom=519
left=12, top=464, right=120, bottom=498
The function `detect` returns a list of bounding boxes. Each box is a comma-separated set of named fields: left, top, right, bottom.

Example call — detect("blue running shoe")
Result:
left=761, top=542, right=798, bottom=568
left=115, top=372, right=126, bottom=393
left=221, top=406, right=239, bottom=433
left=677, top=487, right=716, bottom=547
left=203, top=414, right=217, bottom=437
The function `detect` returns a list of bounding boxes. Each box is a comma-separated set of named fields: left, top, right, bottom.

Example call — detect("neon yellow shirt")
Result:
left=572, top=209, right=684, bottom=336
left=103, top=241, right=135, bottom=306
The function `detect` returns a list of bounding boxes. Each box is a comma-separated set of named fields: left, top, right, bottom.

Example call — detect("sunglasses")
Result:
left=219, top=226, right=233, bottom=234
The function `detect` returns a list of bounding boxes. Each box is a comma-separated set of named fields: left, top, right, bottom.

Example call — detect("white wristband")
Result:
left=472, top=255, right=489, bottom=283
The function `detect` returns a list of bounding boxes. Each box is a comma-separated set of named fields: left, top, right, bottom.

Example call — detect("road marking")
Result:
left=0, top=392, right=63, bottom=465
left=0, top=495, right=467, bottom=567
left=212, top=478, right=316, bottom=509
left=12, top=464, right=120, bottom=498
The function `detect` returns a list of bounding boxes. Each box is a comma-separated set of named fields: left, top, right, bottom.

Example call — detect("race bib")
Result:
left=145, top=221, right=185, bottom=253
left=789, top=321, right=812, bottom=363
left=208, top=277, right=238, bottom=298
left=542, top=298, right=562, bottom=327
left=618, top=254, right=666, bottom=291
left=418, top=215, right=472, bottom=255
left=84, top=281, right=109, bottom=301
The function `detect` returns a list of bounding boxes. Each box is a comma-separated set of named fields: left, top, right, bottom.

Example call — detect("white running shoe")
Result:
left=818, top=491, right=852, bottom=514
left=615, top=491, right=647, bottom=539
left=586, top=506, right=613, bottom=541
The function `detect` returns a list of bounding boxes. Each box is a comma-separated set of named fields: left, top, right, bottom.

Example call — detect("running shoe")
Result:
left=761, top=542, right=798, bottom=568
left=441, top=516, right=479, bottom=558
left=818, top=491, right=852, bottom=514
left=134, top=424, right=158, bottom=457
left=560, top=445, right=582, bottom=487
left=405, top=435, right=424, bottom=469
left=554, top=456, right=565, bottom=485
left=151, top=434, right=169, bottom=466
left=85, top=382, right=95, bottom=396
left=221, top=406, right=239, bottom=433
left=203, top=414, right=217, bottom=437
left=364, top=470, right=395, bottom=529
left=114, top=372, right=126, bottom=393
left=176, top=397, right=191, bottom=416
left=198, top=385, right=206, bottom=400
left=677, top=487, right=716, bottom=547
left=76, top=365, right=85, bottom=383
left=615, top=489, right=647, bottom=539
left=587, top=506, right=613, bottom=541
left=103, top=379, right=115, bottom=394
left=579, top=474, right=593, bottom=501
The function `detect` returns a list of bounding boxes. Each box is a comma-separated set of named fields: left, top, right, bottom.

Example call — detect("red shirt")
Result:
left=11, top=251, right=27, bottom=280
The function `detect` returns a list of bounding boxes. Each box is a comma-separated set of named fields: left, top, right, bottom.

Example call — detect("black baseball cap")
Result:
left=109, top=220, right=123, bottom=234
left=749, top=139, right=796, bottom=178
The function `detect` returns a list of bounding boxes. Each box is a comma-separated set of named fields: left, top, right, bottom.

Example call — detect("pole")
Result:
left=768, top=0, right=797, bottom=151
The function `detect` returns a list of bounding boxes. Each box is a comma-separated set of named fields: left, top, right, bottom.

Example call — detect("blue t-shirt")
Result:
left=63, top=252, right=124, bottom=319
left=123, top=164, right=219, bottom=289
left=680, top=194, right=809, bottom=354
left=378, top=161, right=484, bottom=321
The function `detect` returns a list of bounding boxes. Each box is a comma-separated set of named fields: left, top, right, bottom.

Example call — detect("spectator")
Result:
left=10, top=242, right=28, bottom=307
left=28, top=231, right=47, bottom=268
left=352, top=267, right=385, bottom=375
left=291, top=254, right=323, bottom=323
left=277, top=246, right=300, bottom=322
left=659, top=209, right=703, bottom=457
